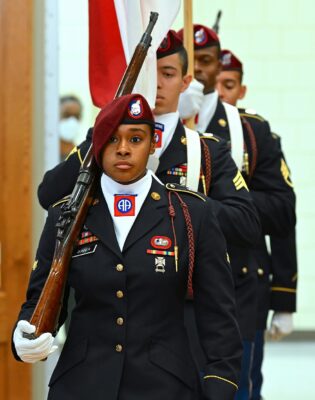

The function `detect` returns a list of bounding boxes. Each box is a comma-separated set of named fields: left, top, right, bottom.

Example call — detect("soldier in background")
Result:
left=177, top=25, right=296, bottom=400
left=216, top=48, right=298, bottom=400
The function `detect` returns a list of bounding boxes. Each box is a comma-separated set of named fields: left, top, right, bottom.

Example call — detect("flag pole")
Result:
left=183, top=0, right=195, bottom=129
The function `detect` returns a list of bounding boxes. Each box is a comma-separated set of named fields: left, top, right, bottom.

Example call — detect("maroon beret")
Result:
left=221, top=49, right=243, bottom=72
left=157, top=30, right=184, bottom=59
left=177, top=24, right=220, bottom=50
left=92, top=94, right=155, bottom=166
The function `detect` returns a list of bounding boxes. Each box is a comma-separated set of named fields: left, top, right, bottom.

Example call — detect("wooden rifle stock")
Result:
left=27, top=12, right=159, bottom=338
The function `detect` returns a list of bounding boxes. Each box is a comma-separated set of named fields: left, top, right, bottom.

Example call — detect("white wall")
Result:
left=59, top=0, right=315, bottom=330
left=59, top=0, right=98, bottom=144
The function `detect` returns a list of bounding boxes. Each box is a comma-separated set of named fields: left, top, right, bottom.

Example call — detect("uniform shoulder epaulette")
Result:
left=238, top=107, right=265, bottom=122
left=52, top=195, right=71, bottom=208
left=65, top=146, right=78, bottom=161
left=272, top=132, right=280, bottom=140
left=65, top=145, right=84, bottom=166
left=198, top=132, right=220, bottom=142
left=165, top=183, right=207, bottom=202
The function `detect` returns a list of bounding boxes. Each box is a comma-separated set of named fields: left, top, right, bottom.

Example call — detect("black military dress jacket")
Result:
left=204, top=102, right=296, bottom=334
left=248, top=133, right=297, bottom=328
left=14, top=179, right=242, bottom=400
left=269, top=231, right=297, bottom=311
left=240, top=109, right=296, bottom=237
left=208, top=103, right=296, bottom=237
left=252, top=230, right=297, bottom=329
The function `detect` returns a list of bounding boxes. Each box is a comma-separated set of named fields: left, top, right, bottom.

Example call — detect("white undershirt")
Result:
left=101, top=171, right=152, bottom=251
left=197, top=90, right=219, bottom=133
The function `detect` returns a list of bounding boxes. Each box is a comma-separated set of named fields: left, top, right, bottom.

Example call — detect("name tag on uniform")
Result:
left=72, top=244, right=98, bottom=258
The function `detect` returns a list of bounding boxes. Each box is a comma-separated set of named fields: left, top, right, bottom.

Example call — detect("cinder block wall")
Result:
left=59, top=0, right=315, bottom=330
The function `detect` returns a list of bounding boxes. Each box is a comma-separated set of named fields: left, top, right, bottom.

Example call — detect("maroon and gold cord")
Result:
left=241, top=116, right=257, bottom=182
left=200, top=138, right=212, bottom=194
left=168, top=191, right=195, bottom=298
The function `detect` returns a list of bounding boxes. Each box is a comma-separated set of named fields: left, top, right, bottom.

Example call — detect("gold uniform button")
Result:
left=116, top=264, right=124, bottom=272
left=218, top=118, right=227, bottom=127
left=116, top=290, right=124, bottom=299
left=116, top=317, right=124, bottom=326
left=257, top=268, right=264, bottom=276
left=242, top=267, right=248, bottom=274
left=115, top=344, right=123, bottom=352
left=32, top=260, right=38, bottom=271
left=181, top=136, right=187, bottom=145
left=151, top=192, right=161, bottom=201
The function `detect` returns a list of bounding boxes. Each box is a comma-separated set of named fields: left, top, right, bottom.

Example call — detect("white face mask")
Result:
left=59, top=116, right=80, bottom=142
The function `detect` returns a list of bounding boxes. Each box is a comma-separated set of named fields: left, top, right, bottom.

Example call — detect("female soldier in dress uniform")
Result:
left=12, top=94, right=242, bottom=400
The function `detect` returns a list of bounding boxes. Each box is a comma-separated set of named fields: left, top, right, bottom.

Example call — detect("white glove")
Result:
left=13, top=320, right=58, bottom=363
left=268, top=312, right=293, bottom=341
left=178, top=79, right=205, bottom=119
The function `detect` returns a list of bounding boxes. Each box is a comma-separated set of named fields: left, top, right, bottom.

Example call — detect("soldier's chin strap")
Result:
left=222, top=102, right=244, bottom=170
left=184, top=127, right=201, bottom=191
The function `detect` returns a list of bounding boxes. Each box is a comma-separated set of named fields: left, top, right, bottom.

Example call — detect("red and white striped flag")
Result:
left=89, top=0, right=181, bottom=108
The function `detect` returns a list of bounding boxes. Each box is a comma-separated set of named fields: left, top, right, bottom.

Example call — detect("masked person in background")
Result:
left=59, top=95, right=82, bottom=160
left=216, top=48, right=298, bottom=400
left=12, top=93, right=242, bottom=400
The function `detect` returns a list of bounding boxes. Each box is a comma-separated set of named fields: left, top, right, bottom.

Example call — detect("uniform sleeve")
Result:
left=193, top=200, right=242, bottom=400
left=206, top=139, right=261, bottom=247
left=247, top=121, right=296, bottom=236
left=270, top=230, right=297, bottom=312
left=12, top=207, right=70, bottom=360
left=37, top=128, right=93, bottom=210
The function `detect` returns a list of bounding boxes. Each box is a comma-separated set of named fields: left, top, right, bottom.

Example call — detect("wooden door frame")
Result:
left=0, top=0, right=33, bottom=398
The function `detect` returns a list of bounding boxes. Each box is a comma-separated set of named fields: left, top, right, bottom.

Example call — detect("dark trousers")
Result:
left=234, top=340, right=254, bottom=400
left=250, top=330, right=265, bottom=400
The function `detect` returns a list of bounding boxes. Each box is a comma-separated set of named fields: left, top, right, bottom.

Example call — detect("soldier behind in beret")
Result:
left=215, top=50, right=247, bottom=108
left=178, top=24, right=296, bottom=400
left=12, top=93, right=242, bottom=399
left=216, top=49, right=298, bottom=400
